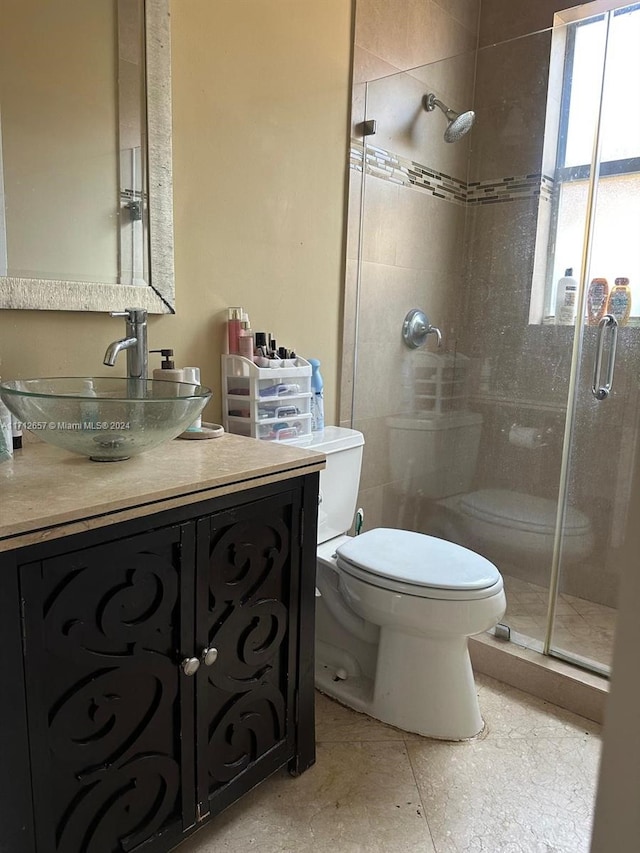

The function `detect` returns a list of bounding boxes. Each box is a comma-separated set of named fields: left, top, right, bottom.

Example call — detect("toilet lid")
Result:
left=335, top=528, right=501, bottom=591
left=457, top=490, right=591, bottom=535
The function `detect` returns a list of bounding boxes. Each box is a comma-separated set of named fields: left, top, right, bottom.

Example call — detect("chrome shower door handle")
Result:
left=591, top=314, right=618, bottom=400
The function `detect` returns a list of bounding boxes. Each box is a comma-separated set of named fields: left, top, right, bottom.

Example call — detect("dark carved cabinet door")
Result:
left=20, top=524, right=195, bottom=853
left=194, top=490, right=301, bottom=818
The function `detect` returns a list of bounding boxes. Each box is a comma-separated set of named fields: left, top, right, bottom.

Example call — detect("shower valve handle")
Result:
left=402, top=309, right=442, bottom=349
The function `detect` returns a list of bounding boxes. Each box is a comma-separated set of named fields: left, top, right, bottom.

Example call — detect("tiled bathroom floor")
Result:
left=502, top=573, right=617, bottom=669
left=177, top=675, right=601, bottom=853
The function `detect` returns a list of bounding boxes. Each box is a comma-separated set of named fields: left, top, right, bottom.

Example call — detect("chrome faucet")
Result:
left=103, top=308, right=148, bottom=380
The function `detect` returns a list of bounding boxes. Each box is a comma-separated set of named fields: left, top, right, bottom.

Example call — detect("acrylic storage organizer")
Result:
left=222, top=355, right=313, bottom=444
left=413, top=352, right=470, bottom=415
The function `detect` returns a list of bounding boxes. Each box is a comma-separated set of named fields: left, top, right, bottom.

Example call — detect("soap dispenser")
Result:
left=151, top=349, right=184, bottom=382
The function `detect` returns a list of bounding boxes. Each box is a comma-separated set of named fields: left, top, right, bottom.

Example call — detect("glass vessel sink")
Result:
left=0, top=377, right=212, bottom=461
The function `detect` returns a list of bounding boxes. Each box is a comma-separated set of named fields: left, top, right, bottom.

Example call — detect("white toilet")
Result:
left=311, top=426, right=506, bottom=740
left=387, top=412, right=594, bottom=581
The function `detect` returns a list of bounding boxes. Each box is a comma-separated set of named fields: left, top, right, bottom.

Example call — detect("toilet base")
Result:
left=315, top=634, right=484, bottom=740
left=373, top=628, right=484, bottom=739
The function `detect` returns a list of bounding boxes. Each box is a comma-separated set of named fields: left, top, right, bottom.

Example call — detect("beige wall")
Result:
left=0, top=0, right=353, bottom=427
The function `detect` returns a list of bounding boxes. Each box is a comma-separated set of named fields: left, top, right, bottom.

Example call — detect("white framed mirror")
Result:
left=0, top=0, right=174, bottom=314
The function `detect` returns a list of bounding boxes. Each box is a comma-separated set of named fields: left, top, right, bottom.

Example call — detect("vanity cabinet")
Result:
left=0, top=474, right=319, bottom=853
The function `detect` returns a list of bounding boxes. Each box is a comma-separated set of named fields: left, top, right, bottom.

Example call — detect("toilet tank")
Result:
left=387, top=412, right=482, bottom=499
left=307, top=427, right=364, bottom=544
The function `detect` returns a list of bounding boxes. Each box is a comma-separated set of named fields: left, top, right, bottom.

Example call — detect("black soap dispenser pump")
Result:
left=151, top=349, right=184, bottom=381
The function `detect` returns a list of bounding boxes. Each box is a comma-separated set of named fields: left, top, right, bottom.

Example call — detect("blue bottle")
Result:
left=309, top=358, right=325, bottom=431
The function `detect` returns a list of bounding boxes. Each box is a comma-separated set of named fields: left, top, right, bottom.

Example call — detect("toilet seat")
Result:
left=457, top=489, right=591, bottom=536
left=335, top=528, right=503, bottom=601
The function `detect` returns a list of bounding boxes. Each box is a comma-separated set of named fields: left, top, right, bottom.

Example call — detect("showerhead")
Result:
left=423, top=92, right=475, bottom=143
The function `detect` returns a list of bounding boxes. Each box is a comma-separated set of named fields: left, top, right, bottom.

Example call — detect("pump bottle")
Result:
left=309, top=358, right=325, bottom=431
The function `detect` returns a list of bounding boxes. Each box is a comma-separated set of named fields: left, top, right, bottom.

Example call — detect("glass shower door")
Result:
left=547, top=3, right=640, bottom=672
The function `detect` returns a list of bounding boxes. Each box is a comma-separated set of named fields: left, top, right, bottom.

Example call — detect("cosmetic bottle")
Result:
left=11, top=416, right=22, bottom=450
left=555, top=267, right=578, bottom=325
left=0, top=395, right=13, bottom=462
left=182, top=366, right=202, bottom=431
left=238, top=313, right=255, bottom=360
left=227, top=307, right=243, bottom=355
left=606, top=277, right=632, bottom=326
left=309, top=358, right=325, bottom=431
left=586, top=278, right=609, bottom=326
left=151, top=349, right=185, bottom=382
left=254, top=332, right=268, bottom=358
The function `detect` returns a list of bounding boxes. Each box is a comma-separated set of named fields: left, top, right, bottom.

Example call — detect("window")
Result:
left=546, top=3, right=640, bottom=321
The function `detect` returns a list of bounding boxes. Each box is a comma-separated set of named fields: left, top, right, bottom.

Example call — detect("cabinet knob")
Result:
left=181, top=657, right=201, bottom=676
left=201, top=647, right=218, bottom=667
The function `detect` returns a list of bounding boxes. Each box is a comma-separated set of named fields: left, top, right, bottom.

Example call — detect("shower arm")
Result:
left=423, top=93, right=458, bottom=122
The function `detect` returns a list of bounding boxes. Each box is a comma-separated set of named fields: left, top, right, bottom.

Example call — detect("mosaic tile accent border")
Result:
left=467, top=174, right=554, bottom=205
left=350, top=140, right=554, bottom=206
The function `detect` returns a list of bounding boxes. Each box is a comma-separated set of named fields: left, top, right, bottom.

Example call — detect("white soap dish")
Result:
left=178, top=423, right=225, bottom=440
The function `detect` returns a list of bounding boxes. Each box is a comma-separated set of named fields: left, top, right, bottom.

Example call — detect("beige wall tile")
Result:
left=408, top=49, right=477, bottom=118
left=479, top=0, right=592, bottom=46
left=353, top=415, right=391, bottom=490
left=432, top=0, right=480, bottom=35
left=356, top=0, right=477, bottom=76
left=394, top=187, right=465, bottom=275
left=404, top=0, right=477, bottom=69
left=357, top=261, right=418, bottom=344
left=360, top=177, right=400, bottom=266
left=353, top=45, right=402, bottom=86
left=354, top=483, right=385, bottom=531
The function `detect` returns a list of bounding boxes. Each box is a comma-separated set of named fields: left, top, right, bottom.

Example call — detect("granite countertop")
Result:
left=0, top=434, right=325, bottom=551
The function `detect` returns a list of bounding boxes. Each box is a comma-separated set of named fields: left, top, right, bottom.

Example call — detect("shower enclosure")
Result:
left=346, top=2, right=640, bottom=676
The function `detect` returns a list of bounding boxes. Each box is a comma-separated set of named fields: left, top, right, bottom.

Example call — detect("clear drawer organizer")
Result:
left=221, top=355, right=313, bottom=444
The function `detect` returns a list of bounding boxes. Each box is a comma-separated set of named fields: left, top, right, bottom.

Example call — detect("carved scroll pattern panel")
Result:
left=204, top=504, right=294, bottom=792
left=24, top=527, right=184, bottom=853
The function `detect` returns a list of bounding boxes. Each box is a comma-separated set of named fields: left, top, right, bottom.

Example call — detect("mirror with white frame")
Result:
left=0, top=0, right=174, bottom=313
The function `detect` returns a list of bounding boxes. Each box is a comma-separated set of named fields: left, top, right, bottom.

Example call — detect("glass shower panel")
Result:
left=450, top=24, right=605, bottom=652
left=351, top=51, right=476, bottom=533
left=550, top=3, right=640, bottom=672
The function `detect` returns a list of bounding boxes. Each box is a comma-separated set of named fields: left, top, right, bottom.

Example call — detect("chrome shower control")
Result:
left=402, top=309, right=443, bottom=349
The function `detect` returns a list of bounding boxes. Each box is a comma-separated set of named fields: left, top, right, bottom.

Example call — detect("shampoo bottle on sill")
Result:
left=587, top=277, right=609, bottom=326
left=555, top=267, right=578, bottom=325
left=606, top=277, right=632, bottom=326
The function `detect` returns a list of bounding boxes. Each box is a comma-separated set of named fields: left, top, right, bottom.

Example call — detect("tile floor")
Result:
left=502, top=573, right=617, bottom=669
left=177, top=674, right=601, bottom=853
